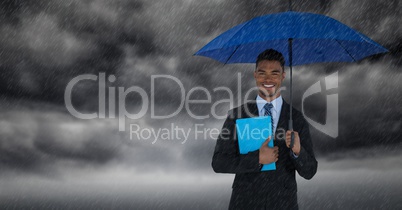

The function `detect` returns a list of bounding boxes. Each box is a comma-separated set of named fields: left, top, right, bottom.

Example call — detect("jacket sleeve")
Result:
left=211, top=111, right=261, bottom=174
left=290, top=117, right=318, bottom=180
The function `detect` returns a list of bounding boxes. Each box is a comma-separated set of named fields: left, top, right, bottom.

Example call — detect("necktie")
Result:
left=263, top=103, right=275, bottom=136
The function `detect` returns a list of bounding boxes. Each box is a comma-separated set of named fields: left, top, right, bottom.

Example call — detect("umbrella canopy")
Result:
left=195, top=11, right=388, bottom=65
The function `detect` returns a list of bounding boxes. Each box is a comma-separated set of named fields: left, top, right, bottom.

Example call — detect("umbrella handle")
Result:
left=290, top=132, right=295, bottom=149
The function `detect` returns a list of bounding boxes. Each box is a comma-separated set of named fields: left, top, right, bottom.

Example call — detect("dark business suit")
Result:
left=212, top=98, right=317, bottom=210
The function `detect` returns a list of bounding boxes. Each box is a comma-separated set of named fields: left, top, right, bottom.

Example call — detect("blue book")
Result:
left=236, top=116, right=276, bottom=171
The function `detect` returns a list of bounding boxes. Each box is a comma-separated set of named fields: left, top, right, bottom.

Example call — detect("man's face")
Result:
left=254, top=60, right=285, bottom=101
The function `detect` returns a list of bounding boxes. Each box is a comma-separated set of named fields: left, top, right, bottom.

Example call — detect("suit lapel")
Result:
left=274, top=99, right=290, bottom=141
left=245, top=100, right=259, bottom=118
left=277, top=99, right=289, bottom=131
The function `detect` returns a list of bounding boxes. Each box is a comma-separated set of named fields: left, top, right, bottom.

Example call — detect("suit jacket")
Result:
left=212, top=98, right=317, bottom=210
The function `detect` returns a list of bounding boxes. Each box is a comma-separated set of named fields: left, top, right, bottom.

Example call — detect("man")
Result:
left=212, top=49, right=317, bottom=209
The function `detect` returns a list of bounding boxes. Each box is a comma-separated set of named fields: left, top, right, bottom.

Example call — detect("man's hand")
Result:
left=286, top=130, right=301, bottom=156
left=259, top=137, right=279, bottom=164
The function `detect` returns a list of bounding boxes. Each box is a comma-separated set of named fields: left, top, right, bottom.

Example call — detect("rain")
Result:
left=0, top=0, right=401, bottom=209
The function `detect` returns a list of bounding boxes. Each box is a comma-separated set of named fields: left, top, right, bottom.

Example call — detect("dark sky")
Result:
left=0, top=0, right=401, bottom=209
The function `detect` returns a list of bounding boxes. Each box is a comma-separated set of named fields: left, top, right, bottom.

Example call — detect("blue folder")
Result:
left=236, top=116, right=276, bottom=171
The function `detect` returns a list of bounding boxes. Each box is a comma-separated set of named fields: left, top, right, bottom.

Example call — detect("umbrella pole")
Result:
left=288, top=38, right=295, bottom=149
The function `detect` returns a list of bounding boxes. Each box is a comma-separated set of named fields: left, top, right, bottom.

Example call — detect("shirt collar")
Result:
left=256, top=94, right=283, bottom=114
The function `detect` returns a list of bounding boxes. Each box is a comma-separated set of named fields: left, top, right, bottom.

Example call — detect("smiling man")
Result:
left=212, top=49, right=317, bottom=209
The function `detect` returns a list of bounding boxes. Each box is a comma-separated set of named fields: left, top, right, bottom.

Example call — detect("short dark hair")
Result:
left=256, top=49, right=285, bottom=70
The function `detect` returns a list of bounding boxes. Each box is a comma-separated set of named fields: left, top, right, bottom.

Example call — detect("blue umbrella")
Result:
left=195, top=11, right=387, bottom=65
left=195, top=11, right=388, bottom=147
